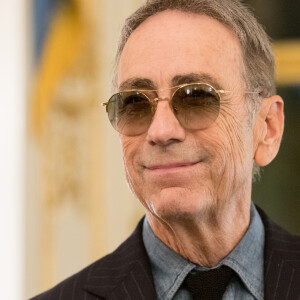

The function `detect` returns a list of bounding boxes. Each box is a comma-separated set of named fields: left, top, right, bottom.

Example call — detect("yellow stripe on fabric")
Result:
left=33, top=0, right=84, bottom=134
left=274, top=39, right=300, bottom=86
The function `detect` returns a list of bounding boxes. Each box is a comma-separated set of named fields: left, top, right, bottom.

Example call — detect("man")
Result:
left=32, top=0, right=300, bottom=299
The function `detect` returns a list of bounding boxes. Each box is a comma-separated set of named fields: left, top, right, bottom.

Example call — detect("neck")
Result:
left=146, top=200, right=251, bottom=267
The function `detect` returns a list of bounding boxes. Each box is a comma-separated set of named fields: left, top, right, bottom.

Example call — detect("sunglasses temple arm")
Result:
left=218, top=90, right=260, bottom=95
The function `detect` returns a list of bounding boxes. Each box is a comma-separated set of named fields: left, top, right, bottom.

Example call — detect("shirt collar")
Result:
left=219, top=203, right=265, bottom=300
left=142, top=203, right=265, bottom=300
left=142, top=217, right=194, bottom=299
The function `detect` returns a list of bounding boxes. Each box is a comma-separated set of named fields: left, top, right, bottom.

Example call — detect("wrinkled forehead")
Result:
left=117, top=10, right=245, bottom=91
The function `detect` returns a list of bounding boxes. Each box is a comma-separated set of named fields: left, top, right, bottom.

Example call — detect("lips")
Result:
left=146, top=161, right=199, bottom=170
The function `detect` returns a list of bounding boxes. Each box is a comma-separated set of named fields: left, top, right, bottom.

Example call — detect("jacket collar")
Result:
left=257, top=206, right=300, bottom=300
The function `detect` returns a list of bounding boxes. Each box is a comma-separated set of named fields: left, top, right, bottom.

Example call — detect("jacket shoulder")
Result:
left=257, top=206, right=300, bottom=300
left=29, top=256, right=107, bottom=300
left=29, top=218, right=149, bottom=300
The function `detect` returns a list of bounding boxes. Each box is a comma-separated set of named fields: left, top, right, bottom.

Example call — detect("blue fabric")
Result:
left=33, top=0, right=60, bottom=64
left=143, top=203, right=265, bottom=300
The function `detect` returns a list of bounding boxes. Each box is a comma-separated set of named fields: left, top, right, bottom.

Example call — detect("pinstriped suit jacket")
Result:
left=30, top=208, right=300, bottom=300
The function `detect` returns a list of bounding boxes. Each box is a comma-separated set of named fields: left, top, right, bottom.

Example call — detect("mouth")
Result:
left=146, top=161, right=200, bottom=171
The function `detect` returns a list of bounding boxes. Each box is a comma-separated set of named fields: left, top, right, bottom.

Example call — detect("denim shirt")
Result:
left=142, top=203, right=265, bottom=300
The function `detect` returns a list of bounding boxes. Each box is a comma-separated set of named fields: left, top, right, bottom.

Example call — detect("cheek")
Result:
left=202, top=112, right=253, bottom=188
left=219, top=120, right=246, bottom=162
left=122, top=138, right=135, bottom=164
left=121, top=136, right=145, bottom=196
left=218, top=102, right=253, bottom=162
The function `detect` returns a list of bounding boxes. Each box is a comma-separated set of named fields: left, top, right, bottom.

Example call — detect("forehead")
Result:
left=118, top=10, right=244, bottom=89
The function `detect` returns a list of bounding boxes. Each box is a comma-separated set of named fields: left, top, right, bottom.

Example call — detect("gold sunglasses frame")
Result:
left=101, top=82, right=260, bottom=135
left=102, top=82, right=259, bottom=110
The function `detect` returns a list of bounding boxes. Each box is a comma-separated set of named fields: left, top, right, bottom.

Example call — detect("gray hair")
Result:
left=113, top=0, right=275, bottom=179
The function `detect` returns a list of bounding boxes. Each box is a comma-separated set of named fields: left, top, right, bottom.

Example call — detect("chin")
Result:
left=145, top=187, right=213, bottom=222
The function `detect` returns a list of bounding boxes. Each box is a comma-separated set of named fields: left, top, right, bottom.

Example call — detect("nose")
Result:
left=146, top=100, right=186, bottom=146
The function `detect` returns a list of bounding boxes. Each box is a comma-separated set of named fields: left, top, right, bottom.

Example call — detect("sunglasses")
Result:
left=102, top=82, right=254, bottom=136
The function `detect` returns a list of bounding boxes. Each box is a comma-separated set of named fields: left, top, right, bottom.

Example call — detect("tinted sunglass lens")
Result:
left=107, top=91, right=152, bottom=136
left=172, top=84, right=220, bottom=129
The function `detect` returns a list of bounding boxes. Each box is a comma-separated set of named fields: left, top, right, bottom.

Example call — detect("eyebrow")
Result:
left=118, top=72, right=223, bottom=91
left=171, top=73, right=223, bottom=90
left=118, top=78, right=157, bottom=91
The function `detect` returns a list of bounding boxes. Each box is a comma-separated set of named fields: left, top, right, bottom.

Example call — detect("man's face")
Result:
left=117, top=10, right=258, bottom=222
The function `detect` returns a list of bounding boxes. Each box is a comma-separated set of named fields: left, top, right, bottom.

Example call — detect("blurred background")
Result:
left=0, top=0, right=299, bottom=299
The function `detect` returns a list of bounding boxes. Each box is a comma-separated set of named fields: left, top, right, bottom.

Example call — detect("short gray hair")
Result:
left=113, top=0, right=275, bottom=179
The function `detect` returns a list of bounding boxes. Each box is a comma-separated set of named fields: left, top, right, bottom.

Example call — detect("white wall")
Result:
left=0, top=1, right=27, bottom=299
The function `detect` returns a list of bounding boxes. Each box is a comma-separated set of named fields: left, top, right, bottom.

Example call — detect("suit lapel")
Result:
left=84, top=218, right=157, bottom=300
left=108, top=261, right=158, bottom=300
left=258, top=207, right=300, bottom=300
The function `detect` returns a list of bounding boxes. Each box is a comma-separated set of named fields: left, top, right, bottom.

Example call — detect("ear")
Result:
left=253, top=95, right=284, bottom=167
